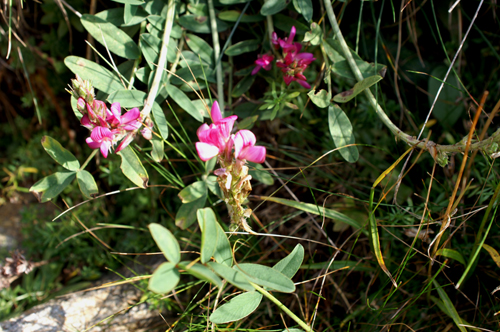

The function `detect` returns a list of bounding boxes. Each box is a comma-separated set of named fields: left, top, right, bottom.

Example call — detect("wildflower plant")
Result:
left=21, top=0, right=500, bottom=331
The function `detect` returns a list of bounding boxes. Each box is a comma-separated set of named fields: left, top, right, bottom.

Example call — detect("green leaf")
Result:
left=218, top=10, right=264, bottom=23
left=432, top=280, right=468, bottom=332
left=148, top=262, right=180, bottom=294
left=175, top=194, right=207, bottom=230
left=281, top=329, right=304, bottom=332
left=169, top=64, right=216, bottom=85
left=95, top=8, right=124, bottom=26
left=333, top=75, right=383, bottom=103
left=274, top=14, right=309, bottom=35
left=81, top=14, right=140, bottom=59
left=178, top=261, right=222, bottom=289
left=41, top=136, right=80, bottom=171
left=214, top=220, right=233, bottom=267
left=197, top=208, right=218, bottom=264
left=166, top=84, right=204, bottom=122
left=140, top=33, right=177, bottom=68
left=206, top=175, right=223, bottom=198
left=237, top=115, right=259, bottom=130
left=331, top=60, right=387, bottom=80
left=259, top=196, right=366, bottom=233
left=185, top=33, right=215, bottom=67
left=232, top=75, right=256, bottom=97
left=235, top=263, right=295, bottom=293
left=108, top=89, right=145, bottom=107
left=224, top=40, right=260, bottom=56
left=178, top=181, right=207, bottom=203
left=30, top=171, right=76, bottom=203
left=261, top=0, right=291, bottom=16
left=207, top=262, right=254, bottom=291
left=65, top=56, right=124, bottom=94
left=209, top=291, right=263, bottom=324
left=293, top=0, right=313, bottom=22
left=328, top=104, right=359, bottom=163
left=303, top=22, right=322, bottom=46
left=76, top=170, right=98, bottom=199
left=436, top=248, right=466, bottom=266
left=178, top=15, right=228, bottom=34
left=150, top=138, right=164, bottom=162
left=307, top=89, right=331, bottom=108
left=152, top=102, right=169, bottom=140
left=273, top=244, right=304, bottom=279
left=124, top=4, right=137, bottom=25
left=428, top=66, right=465, bottom=128
left=248, top=163, right=274, bottom=185
left=147, top=16, right=182, bottom=38
left=70, top=96, right=83, bottom=121
left=117, top=146, right=149, bottom=188
left=149, top=223, right=181, bottom=264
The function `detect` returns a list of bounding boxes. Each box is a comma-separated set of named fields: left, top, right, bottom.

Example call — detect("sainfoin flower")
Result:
left=195, top=101, right=266, bottom=232
left=252, top=26, right=315, bottom=89
left=195, top=101, right=237, bottom=162
left=70, top=77, right=143, bottom=158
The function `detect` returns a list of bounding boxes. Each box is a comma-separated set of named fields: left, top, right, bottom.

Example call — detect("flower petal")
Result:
left=234, top=130, right=256, bottom=159
left=252, top=65, right=262, bottom=75
left=197, top=123, right=211, bottom=140
left=81, top=115, right=94, bottom=130
left=85, top=136, right=101, bottom=150
left=100, top=140, right=112, bottom=158
left=196, top=142, right=220, bottom=161
left=211, top=101, right=222, bottom=123
left=116, top=133, right=135, bottom=152
left=240, top=146, right=266, bottom=163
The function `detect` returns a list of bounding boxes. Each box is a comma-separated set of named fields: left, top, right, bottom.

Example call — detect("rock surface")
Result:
left=0, top=280, right=167, bottom=332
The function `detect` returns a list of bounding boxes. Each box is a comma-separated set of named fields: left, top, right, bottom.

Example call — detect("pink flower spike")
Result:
left=196, top=142, right=220, bottom=161
left=240, top=146, right=266, bottom=164
left=86, top=126, right=114, bottom=158
left=80, top=114, right=94, bottom=130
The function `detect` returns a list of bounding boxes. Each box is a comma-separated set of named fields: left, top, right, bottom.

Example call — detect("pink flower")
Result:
left=277, top=49, right=315, bottom=89
left=195, top=101, right=237, bottom=162
left=234, top=130, right=266, bottom=164
left=107, top=103, right=141, bottom=131
left=252, top=54, right=274, bottom=75
left=86, top=126, right=115, bottom=158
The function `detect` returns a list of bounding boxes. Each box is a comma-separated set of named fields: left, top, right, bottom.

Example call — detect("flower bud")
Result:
left=77, top=97, right=86, bottom=114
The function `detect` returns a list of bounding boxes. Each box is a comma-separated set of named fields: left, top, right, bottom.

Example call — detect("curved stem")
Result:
left=142, top=0, right=175, bottom=119
left=322, top=0, right=500, bottom=156
left=250, top=282, right=313, bottom=332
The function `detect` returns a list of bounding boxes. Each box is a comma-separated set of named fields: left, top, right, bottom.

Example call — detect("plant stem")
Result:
left=79, top=149, right=98, bottom=171
left=142, top=0, right=175, bottom=119
left=250, top=282, right=313, bottom=332
left=322, top=0, right=500, bottom=156
left=207, top=0, right=224, bottom=114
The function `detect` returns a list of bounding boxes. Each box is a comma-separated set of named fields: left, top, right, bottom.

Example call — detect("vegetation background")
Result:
left=2, top=0, right=500, bottom=331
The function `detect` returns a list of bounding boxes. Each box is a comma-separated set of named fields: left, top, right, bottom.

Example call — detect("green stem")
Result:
left=322, top=0, right=500, bottom=155
left=207, top=0, right=224, bottom=114
left=79, top=149, right=98, bottom=171
left=250, top=282, right=313, bottom=332
left=141, top=0, right=175, bottom=119
left=475, top=179, right=500, bottom=247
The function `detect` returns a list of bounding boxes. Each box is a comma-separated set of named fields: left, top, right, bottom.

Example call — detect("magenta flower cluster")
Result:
left=195, top=101, right=266, bottom=232
left=252, top=26, right=316, bottom=89
left=195, top=101, right=266, bottom=165
left=71, top=76, right=142, bottom=158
